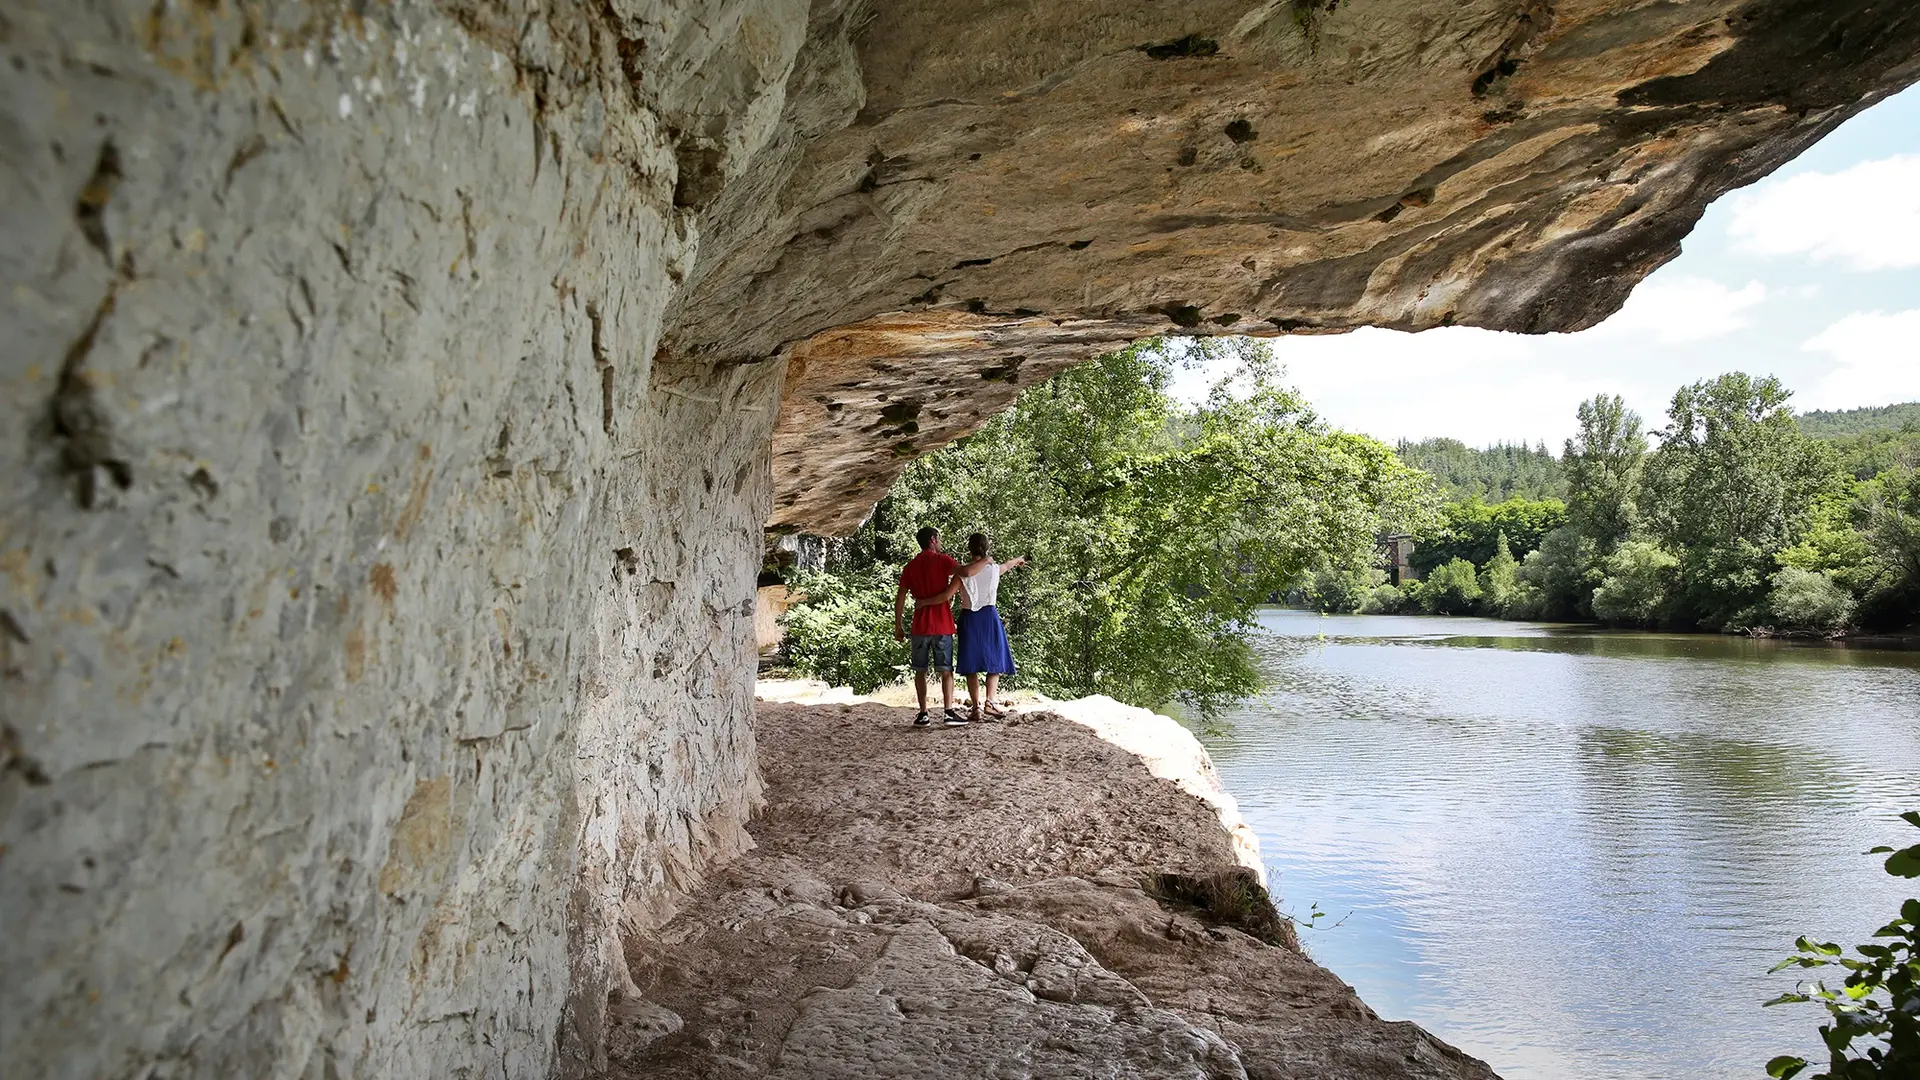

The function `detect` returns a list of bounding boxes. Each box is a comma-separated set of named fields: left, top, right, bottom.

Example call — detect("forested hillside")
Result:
left=1393, top=438, right=1566, bottom=501
left=1797, top=401, right=1920, bottom=437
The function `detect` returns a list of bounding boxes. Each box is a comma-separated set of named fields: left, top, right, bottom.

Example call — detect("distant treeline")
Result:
left=1393, top=438, right=1565, bottom=502
left=1300, top=382, right=1920, bottom=634
left=1795, top=401, right=1920, bottom=438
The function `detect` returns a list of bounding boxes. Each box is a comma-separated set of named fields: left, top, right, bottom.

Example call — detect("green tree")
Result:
left=1478, top=532, right=1521, bottom=615
left=1642, top=373, right=1845, bottom=629
left=1767, top=568, right=1854, bottom=634
left=1410, top=497, right=1567, bottom=574
left=780, top=566, right=910, bottom=693
left=1775, top=492, right=1876, bottom=595
left=1356, top=583, right=1409, bottom=614
left=1420, top=558, right=1482, bottom=615
left=1394, top=438, right=1565, bottom=501
left=1563, top=393, right=1647, bottom=551
left=787, top=340, right=1438, bottom=713
left=1590, top=539, right=1678, bottom=626
left=1513, top=525, right=1600, bottom=620
left=1854, top=467, right=1920, bottom=629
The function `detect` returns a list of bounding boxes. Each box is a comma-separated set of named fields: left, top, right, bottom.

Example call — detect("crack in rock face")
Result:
left=0, top=2, right=1916, bottom=1080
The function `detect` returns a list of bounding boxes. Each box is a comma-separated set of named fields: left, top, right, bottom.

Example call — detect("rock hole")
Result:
left=600, top=366, right=615, bottom=437
left=1161, top=304, right=1204, bottom=328
left=1223, top=118, right=1256, bottom=143
left=1175, top=146, right=1197, bottom=167
left=75, top=140, right=122, bottom=262
left=1210, top=313, right=1241, bottom=326
left=188, top=468, right=218, bottom=500
left=952, top=257, right=992, bottom=269
left=672, top=142, right=726, bottom=210
left=878, top=399, right=923, bottom=434
left=965, top=298, right=987, bottom=314
left=1472, top=58, right=1522, bottom=97
left=1139, top=34, right=1218, bottom=60
left=50, top=292, right=133, bottom=509
left=978, top=356, right=1026, bottom=384
left=1067, top=239, right=1092, bottom=250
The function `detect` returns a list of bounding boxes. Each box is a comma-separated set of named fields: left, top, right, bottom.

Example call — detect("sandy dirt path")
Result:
left=603, top=701, right=1499, bottom=1080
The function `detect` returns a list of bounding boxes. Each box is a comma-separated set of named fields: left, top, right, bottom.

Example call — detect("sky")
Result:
left=1171, top=86, right=1920, bottom=448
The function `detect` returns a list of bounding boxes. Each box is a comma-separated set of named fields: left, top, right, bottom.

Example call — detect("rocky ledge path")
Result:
left=603, top=701, right=1498, bottom=1080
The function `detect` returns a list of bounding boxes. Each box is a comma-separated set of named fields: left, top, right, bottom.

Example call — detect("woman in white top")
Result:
left=919, top=531, right=1026, bottom=720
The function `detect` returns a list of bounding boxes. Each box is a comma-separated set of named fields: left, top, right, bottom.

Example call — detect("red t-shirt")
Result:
left=900, top=550, right=959, bottom=636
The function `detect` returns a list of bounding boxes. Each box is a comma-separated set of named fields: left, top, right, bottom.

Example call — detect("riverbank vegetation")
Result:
left=778, top=345, right=1918, bottom=713
left=1349, top=379, right=1920, bottom=634
left=779, top=340, right=1434, bottom=712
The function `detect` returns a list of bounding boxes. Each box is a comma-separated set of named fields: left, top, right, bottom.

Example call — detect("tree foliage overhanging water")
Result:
left=778, top=339, right=1435, bottom=712
left=777, top=342, right=1920, bottom=712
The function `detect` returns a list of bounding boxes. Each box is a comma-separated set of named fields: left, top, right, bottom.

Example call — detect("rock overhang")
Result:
left=647, top=0, right=1920, bottom=534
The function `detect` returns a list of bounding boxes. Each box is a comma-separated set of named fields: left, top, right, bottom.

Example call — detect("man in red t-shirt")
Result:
left=895, top=525, right=965, bottom=727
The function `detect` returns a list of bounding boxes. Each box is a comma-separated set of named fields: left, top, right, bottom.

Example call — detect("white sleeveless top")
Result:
left=959, top=561, right=1001, bottom=611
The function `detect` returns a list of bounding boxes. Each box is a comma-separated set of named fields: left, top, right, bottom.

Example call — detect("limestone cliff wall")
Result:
left=1, top=3, right=785, bottom=1077
left=3, top=2, right=1918, bottom=1079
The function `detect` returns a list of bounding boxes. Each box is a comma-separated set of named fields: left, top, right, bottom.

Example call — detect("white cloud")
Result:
left=1799, top=309, right=1920, bottom=409
left=1726, top=154, right=1920, bottom=271
left=1588, top=275, right=1768, bottom=343
left=1172, top=327, right=1628, bottom=446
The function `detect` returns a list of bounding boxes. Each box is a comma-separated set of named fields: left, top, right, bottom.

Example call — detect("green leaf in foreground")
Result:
left=1764, top=812, right=1920, bottom=1078
left=1766, top=1055, right=1808, bottom=1079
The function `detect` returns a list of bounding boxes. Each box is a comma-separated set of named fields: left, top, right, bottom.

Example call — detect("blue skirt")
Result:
left=955, top=606, right=1016, bottom=676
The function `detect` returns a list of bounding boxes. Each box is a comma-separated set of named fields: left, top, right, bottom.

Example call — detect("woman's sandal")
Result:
left=982, top=700, right=1008, bottom=717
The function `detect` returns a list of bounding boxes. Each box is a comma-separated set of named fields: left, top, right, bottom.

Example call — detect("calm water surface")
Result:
left=1186, top=609, right=1920, bottom=1080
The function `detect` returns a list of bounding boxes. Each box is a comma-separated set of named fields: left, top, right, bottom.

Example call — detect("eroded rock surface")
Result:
left=729, top=0, right=1920, bottom=531
left=3, top=1, right=1917, bottom=1078
left=618, top=702, right=1497, bottom=1079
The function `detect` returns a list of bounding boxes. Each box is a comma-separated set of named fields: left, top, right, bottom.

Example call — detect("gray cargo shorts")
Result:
left=909, top=634, right=954, bottom=673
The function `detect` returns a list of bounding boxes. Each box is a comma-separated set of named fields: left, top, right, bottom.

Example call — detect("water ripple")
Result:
left=1186, top=610, right=1920, bottom=1080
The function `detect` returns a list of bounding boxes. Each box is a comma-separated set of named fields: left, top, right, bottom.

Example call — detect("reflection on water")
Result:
left=1187, top=610, right=1920, bottom=1080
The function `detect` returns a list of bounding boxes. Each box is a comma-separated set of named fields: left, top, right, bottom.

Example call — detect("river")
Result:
left=1183, top=608, right=1920, bottom=1080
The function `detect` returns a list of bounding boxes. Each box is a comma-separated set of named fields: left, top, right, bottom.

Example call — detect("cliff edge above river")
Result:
left=603, top=696, right=1498, bottom=1079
